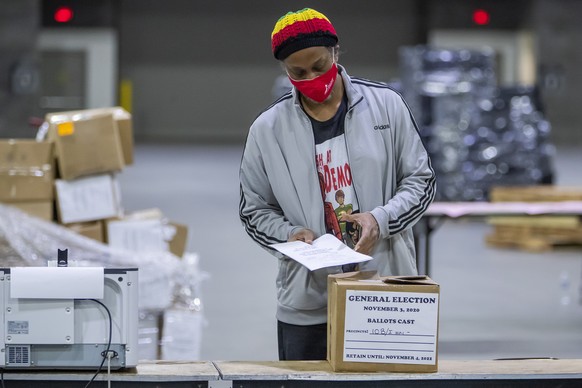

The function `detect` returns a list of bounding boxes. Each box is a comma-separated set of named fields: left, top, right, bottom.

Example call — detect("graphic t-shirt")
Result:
left=310, top=95, right=361, bottom=251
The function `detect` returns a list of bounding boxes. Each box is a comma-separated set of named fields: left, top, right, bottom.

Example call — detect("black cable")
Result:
left=1, top=369, right=5, bottom=388
left=83, top=299, right=113, bottom=388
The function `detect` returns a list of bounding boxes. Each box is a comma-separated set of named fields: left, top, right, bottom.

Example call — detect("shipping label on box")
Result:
left=107, top=219, right=170, bottom=253
left=106, top=218, right=188, bottom=257
left=55, top=174, right=123, bottom=224
left=328, top=272, right=440, bottom=373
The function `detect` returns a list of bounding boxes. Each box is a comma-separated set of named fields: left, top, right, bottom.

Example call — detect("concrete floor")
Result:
left=118, top=143, right=582, bottom=362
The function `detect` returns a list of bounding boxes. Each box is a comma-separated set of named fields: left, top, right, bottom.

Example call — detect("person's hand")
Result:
left=289, top=228, right=316, bottom=244
left=340, top=212, right=379, bottom=255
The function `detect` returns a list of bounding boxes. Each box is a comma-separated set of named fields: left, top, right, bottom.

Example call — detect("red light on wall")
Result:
left=54, top=6, right=74, bottom=23
left=472, top=9, right=490, bottom=25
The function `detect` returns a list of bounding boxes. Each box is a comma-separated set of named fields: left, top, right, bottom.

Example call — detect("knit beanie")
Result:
left=271, top=8, right=338, bottom=60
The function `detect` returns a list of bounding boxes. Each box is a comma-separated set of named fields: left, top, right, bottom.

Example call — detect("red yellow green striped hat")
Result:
left=271, top=8, right=338, bottom=60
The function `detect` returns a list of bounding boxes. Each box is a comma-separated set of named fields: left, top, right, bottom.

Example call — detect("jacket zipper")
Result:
left=297, top=105, right=325, bottom=235
left=344, top=98, right=363, bottom=213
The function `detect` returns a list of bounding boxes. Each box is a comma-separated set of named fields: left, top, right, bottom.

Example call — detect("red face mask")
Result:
left=288, top=63, right=338, bottom=103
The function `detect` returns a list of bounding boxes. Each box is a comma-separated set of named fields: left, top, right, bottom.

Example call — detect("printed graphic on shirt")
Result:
left=315, top=134, right=360, bottom=249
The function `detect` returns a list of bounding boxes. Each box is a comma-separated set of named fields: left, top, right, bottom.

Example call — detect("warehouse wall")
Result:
left=0, top=0, right=40, bottom=138
left=118, top=0, right=423, bottom=142
left=425, top=0, right=582, bottom=145
left=118, top=0, right=582, bottom=146
left=0, top=1, right=580, bottom=145
left=531, top=0, right=582, bottom=145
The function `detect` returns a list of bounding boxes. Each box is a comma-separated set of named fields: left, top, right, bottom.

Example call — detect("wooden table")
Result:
left=2, top=359, right=581, bottom=387
left=414, top=201, right=582, bottom=276
left=0, top=361, right=219, bottom=387
left=215, top=358, right=582, bottom=387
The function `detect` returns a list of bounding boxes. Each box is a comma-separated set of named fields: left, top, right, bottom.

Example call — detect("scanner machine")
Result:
left=0, top=267, right=138, bottom=369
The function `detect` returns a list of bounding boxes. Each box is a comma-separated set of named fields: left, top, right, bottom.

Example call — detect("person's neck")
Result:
left=301, top=75, right=344, bottom=122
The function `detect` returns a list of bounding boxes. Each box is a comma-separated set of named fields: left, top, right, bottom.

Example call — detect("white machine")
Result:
left=0, top=267, right=138, bottom=369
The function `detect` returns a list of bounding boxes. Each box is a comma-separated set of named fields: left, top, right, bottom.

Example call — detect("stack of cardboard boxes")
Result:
left=0, top=107, right=188, bottom=258
left=1, top=109, right=199, bottom=361
left=47, top=108, right=127, bottom=242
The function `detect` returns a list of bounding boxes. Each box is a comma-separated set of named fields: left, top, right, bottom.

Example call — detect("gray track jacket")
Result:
left=239, top=66, right=435, bottom=325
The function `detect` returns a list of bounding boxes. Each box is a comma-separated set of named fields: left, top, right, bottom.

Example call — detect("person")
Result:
left=239, top=7, right=435, bottom=361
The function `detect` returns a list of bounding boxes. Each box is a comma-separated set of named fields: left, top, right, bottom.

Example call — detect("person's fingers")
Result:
left=346, top=213, right=379, bottom=255
left=289, top=228, right=315, bottom=243
left=339, top=213, right=356, bottom=223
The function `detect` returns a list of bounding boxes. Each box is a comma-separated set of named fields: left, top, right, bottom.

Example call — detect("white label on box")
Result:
left=56, top=174, right=121, bottom=223
left=343, top=290, right=438, bottom=365
left=107, top=219, right=170, bottom=253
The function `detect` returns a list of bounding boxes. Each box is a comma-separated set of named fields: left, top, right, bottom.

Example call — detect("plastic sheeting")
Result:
left=0, top=203, right=207, bottom=312
left=161, top=308, right=204, bottom=361
left=399, top=46, right=555, bottom=201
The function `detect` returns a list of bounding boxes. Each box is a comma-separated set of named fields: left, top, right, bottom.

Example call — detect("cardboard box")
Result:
left=327, top=272, right=440, bottom=373
left=55, top=174, right=123, bottom=224
left=46, top=112, right=125, bottom=180
left=106, top=210, right=189, bottom=257
left=168, top=222, right=188, bottom=258
left=0, top=140, right=54, bottom=202
left=45, top=107, right=134, bottom=166
left=66, top=221, right=105, bottom=243
left=113, top=108, right=134, bottom=165
left=8, top=200, right=54, bottom=221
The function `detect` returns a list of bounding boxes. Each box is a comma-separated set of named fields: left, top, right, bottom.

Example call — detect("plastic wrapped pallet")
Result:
left=0, top=203, right=205, bottom=313
left=138, top=310, right=162, bottom=361
left=399, top=45, right=555, bottom=201
left=159, top=253, right=207, bottom=361
left=160, top=308, right=204, bottom=361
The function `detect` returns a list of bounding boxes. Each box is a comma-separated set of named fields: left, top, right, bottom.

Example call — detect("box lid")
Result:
left=331, top=271, right=439, bottom=287
left=45, top=106, right=130, bottom=126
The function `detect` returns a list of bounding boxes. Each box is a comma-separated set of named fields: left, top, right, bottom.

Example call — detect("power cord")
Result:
left=83, top=299, right=114, bottom=388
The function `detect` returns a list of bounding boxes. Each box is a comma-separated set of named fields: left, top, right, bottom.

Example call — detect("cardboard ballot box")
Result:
left=327, top=272, right=440, bottom=373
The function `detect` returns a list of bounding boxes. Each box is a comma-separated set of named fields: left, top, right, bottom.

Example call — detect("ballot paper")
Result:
left=269, top=234, right=373, bottom=271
